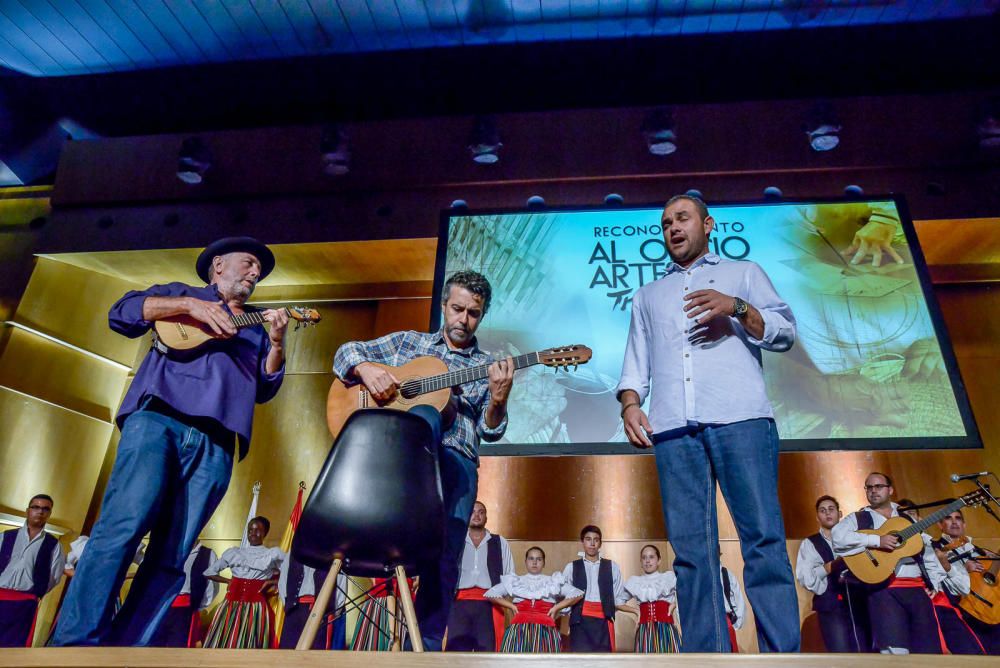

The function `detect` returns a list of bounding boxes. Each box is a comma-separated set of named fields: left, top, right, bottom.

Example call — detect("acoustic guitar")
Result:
left=326, top=344, right=592, bottom=438
left=843, top=488, right=989, bottom=584
left=959, top=546, right=1000, bottom=625
left=154, top=306, right=321, bottom=352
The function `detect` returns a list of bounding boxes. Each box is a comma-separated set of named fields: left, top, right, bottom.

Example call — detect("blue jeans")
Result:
left=409, top=406, right=478, bottom=651
left=50, top=407, right=233, bottom=646
left=653, top=418, right=800, bottom=653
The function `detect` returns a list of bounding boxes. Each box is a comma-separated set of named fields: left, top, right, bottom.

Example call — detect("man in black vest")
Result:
left=933, top=509, right=991, bottom=654
left=832, top=472, right=953, bottom=654
left=277, top=552, right=347, bottom=649
left=149, top=543, right=218, bottom=647
left=446, top=501, right=513, bottom=651
left=0, top=494, right=65, bottom=647
left=562, top=525, right=628, bottom=652
left=795, top=495, right=870, bottom=652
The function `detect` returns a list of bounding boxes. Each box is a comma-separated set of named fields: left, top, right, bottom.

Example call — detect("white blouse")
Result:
left=625, top=571, right=677, bottom=604
left=484, top=572, right=583, bottom=604
left=205, top=545, right=284, bottom=580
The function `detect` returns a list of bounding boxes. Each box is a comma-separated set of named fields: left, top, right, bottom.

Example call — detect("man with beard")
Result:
left=51, top=237, right=288, bottom=646
left=445, top=501, right=513, bottom=651
left=617, top=194, right=799, bottom=653
left=934, top=509, right=994, bottom=654
left=333, top=269, right=515, bottom=651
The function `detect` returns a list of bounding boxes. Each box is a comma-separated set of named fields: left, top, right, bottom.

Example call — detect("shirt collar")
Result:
left=665, top=252, right=721, bottom=275
left=577, top=551, right=602, bottom=562
left=467, top=529, right=492, bottom=546
left=434, top=329, right=481, bottom=357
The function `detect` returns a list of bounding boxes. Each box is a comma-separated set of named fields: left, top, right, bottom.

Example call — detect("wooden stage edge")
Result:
left=0, top=650, right=996, bottom=668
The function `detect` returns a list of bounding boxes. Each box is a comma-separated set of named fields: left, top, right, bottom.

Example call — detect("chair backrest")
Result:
left=293, top=409, right=444, bottom=577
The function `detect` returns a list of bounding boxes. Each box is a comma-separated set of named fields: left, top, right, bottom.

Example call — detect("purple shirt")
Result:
left=109, top=282, right=284, bottom=459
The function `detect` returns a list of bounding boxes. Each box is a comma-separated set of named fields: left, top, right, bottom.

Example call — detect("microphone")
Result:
left=951, top=471, right=990, bottom=483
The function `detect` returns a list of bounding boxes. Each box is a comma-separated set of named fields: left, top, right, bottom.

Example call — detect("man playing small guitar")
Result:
left=937, top=510, right=999, bottom=654
left=832, top=472, right=964, bottom=654
left=332, top=270, right=514, bottom=652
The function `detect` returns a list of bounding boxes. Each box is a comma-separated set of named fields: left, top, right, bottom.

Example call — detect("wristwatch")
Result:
left=732, top=297, right=749, bottom=319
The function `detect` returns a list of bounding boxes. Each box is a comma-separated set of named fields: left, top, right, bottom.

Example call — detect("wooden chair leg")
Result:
left=295, top=557, right=343, bottom=650
left=394, top=565, right=423, bottom=652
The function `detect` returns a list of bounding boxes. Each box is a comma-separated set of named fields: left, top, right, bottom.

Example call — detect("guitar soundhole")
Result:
left=985, top=573, right=996, bottom=586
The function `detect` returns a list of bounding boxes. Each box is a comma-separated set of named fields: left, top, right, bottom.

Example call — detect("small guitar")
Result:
left=959, top=546, right=1000, bottom=625
left=326, top=344, right=592, bottom=438
left=154, top=306, right=321, bottom=352
left=843, top=488, right=990, bottom=584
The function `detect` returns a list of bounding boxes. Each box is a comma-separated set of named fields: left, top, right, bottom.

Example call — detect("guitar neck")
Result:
left=896, top=498, right=968, bottom=542
left=230, top=307, right=286, bottom=330
left=402, top=352, right=540, bottom=396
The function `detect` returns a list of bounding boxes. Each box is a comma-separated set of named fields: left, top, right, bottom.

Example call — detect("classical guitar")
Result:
left=959, top=546, right=1000, bottom=626
left=154, top=306, right=321, bottom=352
left=326, top=344, right=592, bottom=438
left=843, top=489, right=989, bottom=584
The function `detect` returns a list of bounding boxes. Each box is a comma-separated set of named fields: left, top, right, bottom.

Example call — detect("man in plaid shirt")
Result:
left=332, top=270, right=514, bottom=651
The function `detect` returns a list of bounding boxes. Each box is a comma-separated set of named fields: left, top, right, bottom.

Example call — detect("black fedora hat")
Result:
left=196, top=237, right=275, bottom=283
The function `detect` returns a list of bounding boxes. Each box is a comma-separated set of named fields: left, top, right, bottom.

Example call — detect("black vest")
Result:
left=570, top=558, right=615, bottom=624
left=0, top=529, right=58, bottom=598
left=284, top=554, right=332, bottom=613
left=486, top=534, right=503, bottom=586
left=187, top=545, right=213, bottom=611
left=854, top=510, right=932, bottom=589
left=806, top=533, right=847, bottom=612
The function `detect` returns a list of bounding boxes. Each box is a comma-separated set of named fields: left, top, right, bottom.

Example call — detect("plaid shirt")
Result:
left=333, top=329, right=507, bottom=462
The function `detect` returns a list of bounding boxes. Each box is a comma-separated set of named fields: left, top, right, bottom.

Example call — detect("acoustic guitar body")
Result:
left=326, top=357, right=452, bottom=439
left=154, top=316, right=218, bottom=351
left=960, top=559, right=1000, bottom=625
left=843, top=517, right=925, bottom=584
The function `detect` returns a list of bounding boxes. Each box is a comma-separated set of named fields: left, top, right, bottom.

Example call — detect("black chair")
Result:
left=291, top=408, right=444, bottom=650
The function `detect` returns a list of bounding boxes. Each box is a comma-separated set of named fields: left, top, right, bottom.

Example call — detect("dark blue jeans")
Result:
left=50, top=407, right=233, bottom=646
left=653, top=418, right=800, bottom=653
left=409, top=406, right=478, bottom=651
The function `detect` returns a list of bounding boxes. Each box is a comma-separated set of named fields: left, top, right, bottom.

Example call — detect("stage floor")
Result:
left=1, top=650, right=997, bottom=668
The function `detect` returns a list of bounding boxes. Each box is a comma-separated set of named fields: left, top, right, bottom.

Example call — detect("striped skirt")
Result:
left=500, top=621, right=562, bottom=653
left=203, top=577, right=274, bottom=649
left=350, top=583, right=409, bottom=651
left=634, top=620, right=681, bottom=653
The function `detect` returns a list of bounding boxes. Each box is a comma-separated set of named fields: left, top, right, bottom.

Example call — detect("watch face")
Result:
left=734, top=298, right=748, bottom=317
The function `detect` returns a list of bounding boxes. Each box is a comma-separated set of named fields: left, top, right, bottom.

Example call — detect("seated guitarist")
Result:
left=831, top=472, right=954, bottom=654
left=331, top=269, right=515, bottom=652
left=936, top=510, right=996, bottom=654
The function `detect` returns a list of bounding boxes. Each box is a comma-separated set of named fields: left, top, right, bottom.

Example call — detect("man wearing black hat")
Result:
left=51, top=237, right=288, bottom=647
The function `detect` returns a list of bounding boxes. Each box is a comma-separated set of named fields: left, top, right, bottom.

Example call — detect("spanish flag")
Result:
left=272, top=481, right=306, bottom=640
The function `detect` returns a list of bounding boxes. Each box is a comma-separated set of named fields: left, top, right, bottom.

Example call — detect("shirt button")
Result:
left=685, top=353, right=690, bottom=358
left=685, top=377, right=691, bottom=382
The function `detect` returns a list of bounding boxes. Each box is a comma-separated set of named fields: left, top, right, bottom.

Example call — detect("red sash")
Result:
left=512, top=599, right=556, bottom=628
left=170, top=593, right=191, bottom=608
left=888, top=576, right=926, bottom=589
left=169, top=594, right=201, bottom=648
left=581, top=601, right=616, bottom=652
left=0, top=588, right=39, bottom=647
left=639, top=600, right=674, bottom=624
left=226, top=577, right=268, bottom=603
left=726, top=615, right=739, bottom=653
left=932, top=591, right=986, bottom=654
left=456, top=587, right=505, bottom=651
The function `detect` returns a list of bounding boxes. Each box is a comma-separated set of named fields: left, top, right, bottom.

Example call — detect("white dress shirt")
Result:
left=935, top=537, right=972, bottom=598
left=178, top=543, right=218, bottom=609
left=795, top=532, right=834, bottom=596
left=831, top=504, right=951, bottom=587
left=616, top=254, right=795, bottom=433
left=457, top=530, right=514, bottom=590
left=205, top=545, right=284, bottom=580
left=0, top=526, right=65, bottom=594
left=560, top=556, right=629, bottom=605
left=721, top=566, right=746, bottom=629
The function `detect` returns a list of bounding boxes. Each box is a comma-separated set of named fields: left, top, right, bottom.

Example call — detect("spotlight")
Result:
left=526, top=195, right=545, bottom=209
left=763, top=186, right=783, bottom=200
left=321, top=124, right=350, bottom=176
left=642, top=109, right=677, bottom=156
left=803, top=103, right=841, bottom=152
left=450, top=199, right=469, bottom=210
left=685, top=189, right=703, bottom=200
left=177, top=137, right=211, bottom=184
left=468, top=116, right=502, bottom=164
left=977, top=99, right=1000, bottom=149
left=844, top=185, right=864, bottom=198
left=604, top=193, right=624, bottom=206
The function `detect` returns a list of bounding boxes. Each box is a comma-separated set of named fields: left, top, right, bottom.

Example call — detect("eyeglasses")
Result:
left=28, top=505, right=52, bottom=512
left=864, top=484, right=890, bottom=491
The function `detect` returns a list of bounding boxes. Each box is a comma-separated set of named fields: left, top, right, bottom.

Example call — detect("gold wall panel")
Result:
left=0, top=386, right=113, bottom=532
left=279, top=301, right=377, bottom=374
left=375, top=298, right=433, bottom=338
left=14, top=258, right=146, bottom=366
left=0, top=326, right=129, bottom=422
